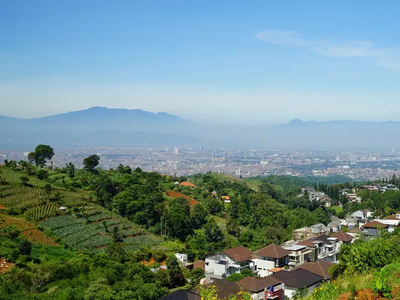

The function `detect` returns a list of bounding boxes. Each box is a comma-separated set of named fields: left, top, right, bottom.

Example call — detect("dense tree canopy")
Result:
left=28, top=144, right=55, bottom=167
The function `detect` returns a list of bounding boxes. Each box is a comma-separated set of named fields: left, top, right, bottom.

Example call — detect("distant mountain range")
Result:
left=1, top=107, right=400, bottom=149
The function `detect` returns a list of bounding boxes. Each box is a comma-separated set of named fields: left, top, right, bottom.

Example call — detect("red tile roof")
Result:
left=253, top=243, right=290, bottom=259
left=180, top=182, right=196, bottom=187
left=384, top=215, right=400, bottom=220
left=192, top=260, right=205, bottom=272
left=237, top=277, right=282, bottom=293
left=295, top=260, right=333, bottom=280
left=363, top=221, right=388, bottom=229
left=332, top=231, right=354, bottom=242
left=223, top=246, right=252, bottom=262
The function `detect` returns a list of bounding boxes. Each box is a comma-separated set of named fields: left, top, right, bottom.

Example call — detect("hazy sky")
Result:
left=1, top=0, right=400, bottom=124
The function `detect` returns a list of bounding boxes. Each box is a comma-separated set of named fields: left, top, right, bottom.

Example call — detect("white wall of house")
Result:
left=205, top=254, right=242, bottom=278
left=253, top=257, right=276, bottom=277
left=284, top=287, right=297, bottom=299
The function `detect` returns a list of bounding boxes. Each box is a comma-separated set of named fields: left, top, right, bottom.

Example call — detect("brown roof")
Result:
left=384, top=215, right=400, bottom=220
left=295, top=260, right=333, bottom=280
left=192, top=260, right=205, bottom=272
left=296, top=235, right=330, bottom=248
left=253, top=243, right=290, bottom=259
left=363, top=221, right=388, bottom=229
left=180, top=182, right=196, bottom=187
left=223, top=246, right=252, bottom=262
left=348, top=227, right=361, bottom=234
left=237, top=277, right=282, bottom=293
left=211, top=279, right=241, bottom=299
left=271, top=269, right=323, bottom=288
left=332, top=231, right=354, bottom=242
left=221, top=196, right=230, bottom=200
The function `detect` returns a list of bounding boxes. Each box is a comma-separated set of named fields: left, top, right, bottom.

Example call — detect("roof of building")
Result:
left=363, top=221, right=388, bottom=229
left=253, top=243, right=290, bottom=259
left=212, top=279, right=241, bottom=299
left=297, top=235, right=331, bottom=248
left=192, top=260, right=205, bottom=272
left=159, top=290, right=200, bottom=300
left=295, top=260, right=333, bottom=280
left=348, top=227, right=361, bottom=234
left=269, top=267, right=284, bottom=273
left=271, top=269, right=324, bottom=288
left=332, top=231, right=354, bottom=242
left=223, top=246, right=252, bottom=262
left=236, top=277, right=282, bottom=293
left=221, top=196, right=230, bottom=200
left=384, top=215, right=400, bottom=220
left=179, top=182, right=196, bottom=187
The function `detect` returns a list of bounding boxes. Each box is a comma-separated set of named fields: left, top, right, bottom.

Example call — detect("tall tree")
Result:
left=83, top=155, right=100, bottom=173
left=167, top=197, right=192, bottom=240
left=166, top=255, right=186, bottom=288
left=28, top=145, right=54, bottom=167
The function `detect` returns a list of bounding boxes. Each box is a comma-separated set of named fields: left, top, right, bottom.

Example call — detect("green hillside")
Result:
left=0, top=166, right=162, bottom=254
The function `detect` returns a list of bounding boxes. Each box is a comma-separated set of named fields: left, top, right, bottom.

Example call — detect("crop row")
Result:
left=26, top=204, right=60, bottom=221
left=63, top=228, right=99, bottom=247
left=53, top=223, right=87, bottom=237
left=75, top=234, right=111, bottom=249
left=41, top=215, right=81, bottom=230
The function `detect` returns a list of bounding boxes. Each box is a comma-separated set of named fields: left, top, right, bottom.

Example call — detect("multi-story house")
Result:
left=252, top=243, right=290, bottom=277
left=296, top=235, right=340, bottom=263
left=205, top=246, right=256, bottom=281
left=362, top=221, right=389, bottom=238
left=281, top=244, right=313, bottom=268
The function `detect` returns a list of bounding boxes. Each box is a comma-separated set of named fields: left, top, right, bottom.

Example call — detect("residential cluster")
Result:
left=161, top=230, right=356, bottom=300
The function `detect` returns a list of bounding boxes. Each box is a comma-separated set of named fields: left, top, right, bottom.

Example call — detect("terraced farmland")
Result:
left=40, top=207, right=162, bottom=253
left=0, top=215, right=56, bottom=245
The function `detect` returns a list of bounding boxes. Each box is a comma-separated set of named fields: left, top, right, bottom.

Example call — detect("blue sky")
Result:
left=1, top=0, right=400, bottom=123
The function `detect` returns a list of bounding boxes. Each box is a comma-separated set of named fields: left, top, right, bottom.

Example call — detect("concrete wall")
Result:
left=253, top=257, right=275, bottom=277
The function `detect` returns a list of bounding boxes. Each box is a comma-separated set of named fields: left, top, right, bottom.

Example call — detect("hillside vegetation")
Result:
left=2, top=146, right=400, bottom=299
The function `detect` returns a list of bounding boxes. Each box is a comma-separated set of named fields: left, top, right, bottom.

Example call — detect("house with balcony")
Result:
left=281, top=244, right=313, bottom=268
left=236, top=277, right=285, bottom=300
left=296, top=235, right=340, bottom=263
left=205, top=246, right=256, bottom=281
left=252, top=243, right=290, bottom=277
left=362, top=221, right=389, bottom=238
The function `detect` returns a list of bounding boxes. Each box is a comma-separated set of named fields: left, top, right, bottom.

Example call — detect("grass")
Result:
left=330, top=206, right=343, bottom=215
left=212, top=173, right=260, bottom=190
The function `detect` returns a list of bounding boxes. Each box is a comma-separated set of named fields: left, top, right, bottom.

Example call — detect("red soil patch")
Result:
left=0, top=215, right=56, bottom=246
left=166, top=191, right=199, bottom=207
left=22, top=229, right=57, bottom=246
left=337, top=292, right=352, bottom=300
left=94, top=244, right=109, bottom=249
left=0, top=205, right=8, bottom=210
left=0, top=258, right=14, bottom=273
left=141, top=257, right=166, bottom=267
left=356, top=289, right=387, bottom=300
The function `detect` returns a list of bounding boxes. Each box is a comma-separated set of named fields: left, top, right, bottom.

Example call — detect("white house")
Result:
left=271, top=269, right=324, bottom=299
left=252, top=243, right=290, bottom=277
left=175, top=253, right=188, bottom=265
left=205, top=246, right=256, bottom=281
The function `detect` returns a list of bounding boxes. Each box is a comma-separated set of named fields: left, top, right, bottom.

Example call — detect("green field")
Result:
left=330, top=205, right=343, bottom=215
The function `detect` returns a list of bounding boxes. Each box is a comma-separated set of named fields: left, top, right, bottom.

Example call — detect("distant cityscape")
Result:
left=1, top=147, right=400, bottom=181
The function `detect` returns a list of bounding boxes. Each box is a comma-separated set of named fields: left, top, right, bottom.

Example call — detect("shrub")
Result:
left=227, top=273, right=245, bottom=282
